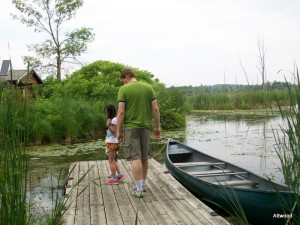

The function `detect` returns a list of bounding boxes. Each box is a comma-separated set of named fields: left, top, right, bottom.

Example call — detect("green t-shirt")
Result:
left=118, top=81, right=156, bottom=128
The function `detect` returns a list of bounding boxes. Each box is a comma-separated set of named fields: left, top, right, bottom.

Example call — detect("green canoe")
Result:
left=165, top=138, right=299, bottom=225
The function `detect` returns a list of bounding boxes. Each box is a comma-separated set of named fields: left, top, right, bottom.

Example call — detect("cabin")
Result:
left=0, top=59, right=43, bottom=97
left=0, top=59, right=43, bottom=86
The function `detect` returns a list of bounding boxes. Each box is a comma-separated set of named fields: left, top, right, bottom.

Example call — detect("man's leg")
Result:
left=131, top=160, right=142, bottom=180
left=140, top=128, right=151, bottom=187
left=141, top=159, right=148, bottom=181
left=131, top=159, right=143, bottom=191
left=125, top=128, right=144, bottom=196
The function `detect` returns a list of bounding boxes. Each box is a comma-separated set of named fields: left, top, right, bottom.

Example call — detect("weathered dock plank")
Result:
left=89, top=161, right=105, bottom=225
left=150, top=159, right=230, bottom=225
left=63, top=159, right=230, bottom=225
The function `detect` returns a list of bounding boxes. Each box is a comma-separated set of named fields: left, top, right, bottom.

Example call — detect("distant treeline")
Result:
left=167, top=81, right=293, bottom=110
left=171, top=81, right=291, bottom=95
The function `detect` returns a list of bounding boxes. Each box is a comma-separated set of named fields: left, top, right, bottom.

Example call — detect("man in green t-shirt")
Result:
left=117, top=68, right=161, bottom=198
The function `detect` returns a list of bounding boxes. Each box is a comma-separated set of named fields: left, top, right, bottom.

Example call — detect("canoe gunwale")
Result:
left=166, top=138, right=294, bottom=193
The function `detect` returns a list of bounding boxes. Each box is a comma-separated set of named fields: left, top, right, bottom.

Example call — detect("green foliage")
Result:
left=174, top=81, right=295, bottom=94
left=1, top=85, right=95, bottom=224
left=0, top=87, right=30, bottom=224
left=39, top=76, right=64, bottom=98
left=158, top=88, right=187, bottom=129
left=193, top=92, right=232, bottom=110
left=275, top=76, right=300, bottom=190
left=65, top=60, right=159, bottom=103
left=160, top=111, right=185, bottom=130
left=12, top=0, right=95, bottom=80
left=26, top=96, right=106, bottom=144
left=39, top=61, right=121, bottom=102
left=273, top=71, right=300, bottom=224
left=27, top=99, right=55, bottom=144
left=24, top=60, right=185, bottom=144
left=190, top=90, right=291, bottom=110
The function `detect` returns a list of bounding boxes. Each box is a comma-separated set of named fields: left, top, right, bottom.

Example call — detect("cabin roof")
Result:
left=0, top=59, right=11, bottom=75
left=0, top=60, right=43, bottom=84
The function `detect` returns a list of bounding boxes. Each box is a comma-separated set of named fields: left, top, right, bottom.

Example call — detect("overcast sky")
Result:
left=1, top=0, right=300, bottom=86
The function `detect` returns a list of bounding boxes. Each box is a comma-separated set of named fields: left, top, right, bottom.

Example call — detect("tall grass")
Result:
left=0, top=84, right=91, bottom=224
left=274, top=78, right=300, bottom=190
left=273, top=70, right=300, bottom=224
left=191, top=90, right=290, bottom=110
left=0, top=85, right=30, bottom=224
left=26, top=95, right=106, bottom=144
left=212, top=188, right=249, bottom=225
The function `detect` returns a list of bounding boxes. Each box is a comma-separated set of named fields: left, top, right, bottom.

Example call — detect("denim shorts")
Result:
left=124, top=128, right=151, bottom=161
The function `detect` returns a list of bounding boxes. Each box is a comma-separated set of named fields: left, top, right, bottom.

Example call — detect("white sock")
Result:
left=142, top=179, right=146, bottom=187
left=135, top=180, right=143, bottom=192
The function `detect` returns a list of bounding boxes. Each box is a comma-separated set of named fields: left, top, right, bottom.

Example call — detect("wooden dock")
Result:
left=63, top=158, right=230, bottom=225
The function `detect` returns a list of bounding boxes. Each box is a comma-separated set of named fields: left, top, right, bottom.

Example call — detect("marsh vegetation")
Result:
left=1, top=60, right=299, bottom=224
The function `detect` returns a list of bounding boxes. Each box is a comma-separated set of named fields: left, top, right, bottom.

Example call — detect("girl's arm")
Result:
left=106, top=119, right=112, bottom=128
left=108, top=124, right=117, bottom=133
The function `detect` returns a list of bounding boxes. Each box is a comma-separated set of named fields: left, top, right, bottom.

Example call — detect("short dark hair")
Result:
left=104, top=104, right=117, bottom=119
left=120, top=68, right=136, bottom=79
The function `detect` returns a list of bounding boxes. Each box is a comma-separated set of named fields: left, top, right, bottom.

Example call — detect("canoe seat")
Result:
left=168, top=149, right=192, bottom=155
left=188, top=169, right=231, bottom=176
left=195, top=171, right=249, bottom=177
left=174, top=162, right=225, bottom=167
left=213, top=180, right=258, bottom=186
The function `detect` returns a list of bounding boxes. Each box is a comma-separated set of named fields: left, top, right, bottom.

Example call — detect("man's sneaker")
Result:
left=105, top=178, right=119, bottom=185
left=132, top=189, right=143, bottom=198
left=142, top=185, right=149, bottom=192
left=117, top=174, right=124, bottom=181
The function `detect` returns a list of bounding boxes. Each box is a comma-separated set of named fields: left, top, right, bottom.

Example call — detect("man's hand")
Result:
left=154, top=128, right=161, bottom=139
left=117, top=132, right=124, bottom=143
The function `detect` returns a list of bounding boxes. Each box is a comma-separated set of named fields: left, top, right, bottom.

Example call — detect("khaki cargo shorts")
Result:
left=124, top=128, right=151, bottom=161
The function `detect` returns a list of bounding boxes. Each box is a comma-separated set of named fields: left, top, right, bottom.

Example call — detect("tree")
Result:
left=12, top=0, right=95, bottom=81
left=257, top=37, right=267, bottom=91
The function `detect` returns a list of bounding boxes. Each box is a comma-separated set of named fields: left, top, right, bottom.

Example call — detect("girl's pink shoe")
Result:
left=117, top=174, right=124, bottom=181
left=105, top=178, right=119, bottom=185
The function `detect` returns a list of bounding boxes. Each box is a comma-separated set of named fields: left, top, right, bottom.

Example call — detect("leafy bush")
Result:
left=27, top=60, right=187, bottom=144
left=158, top=87, right=187, bottom=129
left=26, top=96, right=105, bottom=144
left=161, top=111, right=186, bottom=130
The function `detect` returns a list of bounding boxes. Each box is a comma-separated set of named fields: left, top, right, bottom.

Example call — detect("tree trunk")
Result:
left=56, top=54, right=62, bottom=81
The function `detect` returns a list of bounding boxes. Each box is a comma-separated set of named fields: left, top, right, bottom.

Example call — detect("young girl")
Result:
left=104, top=104, right=124, bottom=184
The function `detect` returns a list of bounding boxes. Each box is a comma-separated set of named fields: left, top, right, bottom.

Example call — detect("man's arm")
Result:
left=151, top=99, right=161, bottom=138
left=117, top=102, right=125, bottom=142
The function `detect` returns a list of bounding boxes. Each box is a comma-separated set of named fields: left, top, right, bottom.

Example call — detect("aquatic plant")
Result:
left=208, top=188, right=249, bottom=225
left=0, top=82, right=30, bottom=224
left=273, top=68, right=300, bottom=224
left=26, top=96, right=106, bottom=144
left=0, top=70, right=92, bottom=224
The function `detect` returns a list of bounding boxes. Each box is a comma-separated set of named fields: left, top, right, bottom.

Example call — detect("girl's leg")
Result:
left=111, top=150, right=121, bottom=173
left=108, top=147, right=117, bottom=176
left=114, top=156, right=121, bottom=172
left=111, top=148, right=124, bottom=181
left=105, top=144, right=119, bottom=184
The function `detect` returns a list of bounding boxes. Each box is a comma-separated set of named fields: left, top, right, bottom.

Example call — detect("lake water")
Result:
left=184, top=111, right=285, bottom=184
left=26, top=111, right=288, bottom=222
